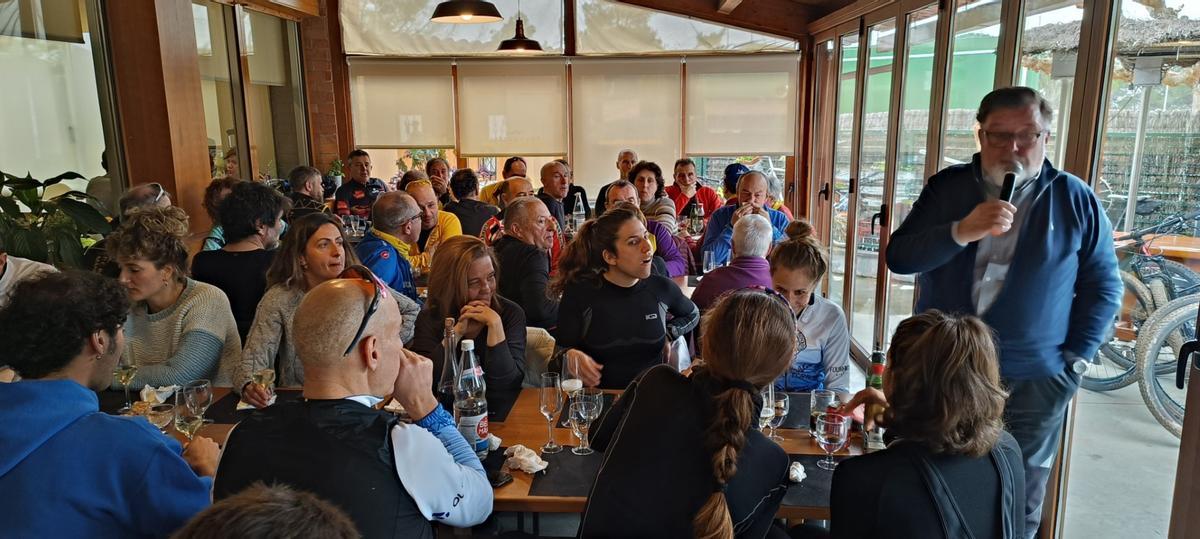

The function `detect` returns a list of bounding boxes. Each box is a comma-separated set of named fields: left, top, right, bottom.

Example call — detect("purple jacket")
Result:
left=690, top=256, right=773, bottom=311
left=648, top=220, right=687, bottom=278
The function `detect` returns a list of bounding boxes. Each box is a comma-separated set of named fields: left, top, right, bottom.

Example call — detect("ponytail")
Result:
left=693, top=387, right=755, bottom=539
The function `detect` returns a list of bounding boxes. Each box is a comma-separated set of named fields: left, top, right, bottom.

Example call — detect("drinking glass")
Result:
left=183, top=379, right=214, bottom=424
left=147, top=404, right=174, bottom=434
left=569, top=401, right=598, bottom=455
left=174, top=387, right=205, bottom=441
left=702, top=250, right=716, bottom=274
left=560, top=353, right=583, bottom=399
left=252, top=369, right=276, bottom=399
left=539, top=373, right=564, bottom=455
left=758, top=385, right=775, bottom=432
left=809, top=389, right=838, bottom=432
left=112, top=355, right=138, bottom=414
left=579, top=388, right=604, bottom=423
left=814, top=412, right=849, bottom=470
left=769, top=393, right=790, bottom=441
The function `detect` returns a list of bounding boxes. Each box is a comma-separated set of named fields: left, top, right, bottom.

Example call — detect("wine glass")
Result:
left=580, top=388, right=604, bottom=424
left=758, top=385, right=775, bottom=432
left=112, top=355, right=138, bottom=415
left=183, top=380, right=214, bottom=424
left=569, top=400, right=598, bottom=456
left=539, top=373, right=564, bottom=455
left=560, top=353, right=583, bottom=399
left=252, top=368, right=276, bottom=400
left=147, top=404, right=174, bottom=434
left=769, top=393, right=790, bottom=441
left=809, top=389, right=838, bottom=432
left=174, top=386, right=205, bottom=441
left=702, top=250, right=716, bottom=274
left=814, top=412, right=849, bottom=470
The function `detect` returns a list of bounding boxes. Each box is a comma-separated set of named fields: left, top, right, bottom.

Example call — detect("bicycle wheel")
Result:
left=1136, top=294, right=1199, bottom=438
left=1162, top=259, right=1200, bottom=296
left=1083, top=272, right=1154, bottom=391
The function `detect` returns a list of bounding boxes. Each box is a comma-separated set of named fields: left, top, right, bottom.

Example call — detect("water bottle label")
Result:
left=457, top=413, right=489, bottom=452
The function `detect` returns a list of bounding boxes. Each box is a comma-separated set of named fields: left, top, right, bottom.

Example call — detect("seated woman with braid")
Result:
left=109, top=206, right=241, bottom=387
left=581, top=288, right=797, bottom=537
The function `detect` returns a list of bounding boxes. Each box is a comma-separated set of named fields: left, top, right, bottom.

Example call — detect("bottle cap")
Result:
left=461, top=339, right=475, bottom=351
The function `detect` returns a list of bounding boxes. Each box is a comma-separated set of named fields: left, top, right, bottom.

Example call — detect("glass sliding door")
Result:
left=828, top=30, right=860, bottom=309
left=940, top=0, right=1002, bottom=167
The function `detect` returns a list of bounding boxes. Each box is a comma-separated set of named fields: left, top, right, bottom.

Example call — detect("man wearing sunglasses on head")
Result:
left=215, top=267, right=493, bottom=537
left=83, top=182, right=174, bottom=279
left=887, top=86, right=1121, bottom=539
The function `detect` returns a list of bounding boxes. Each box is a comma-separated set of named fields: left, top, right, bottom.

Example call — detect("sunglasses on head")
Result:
left=339, top=265, right=390, bottom=357
left=147, top=183, right=166, bottom=203
left=735, top=285, right=795, bottom=317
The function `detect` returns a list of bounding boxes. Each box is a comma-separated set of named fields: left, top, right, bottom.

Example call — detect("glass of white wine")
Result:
left=769, top=393, right=789, bottom=441
left=174, top=387, right=205, bottom=441
left=560, top=352, right=584, bottom=399
left=147, top=404, right=174, bottom=434
left=112, top=355, right=138, bottom=415
left=252, top=369, right=276, bottom=399
left=539, top=372, right=563, bottom=455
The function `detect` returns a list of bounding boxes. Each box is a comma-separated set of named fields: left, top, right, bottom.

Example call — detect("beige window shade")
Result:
left=340, top=0, right=563, bottom=56
left=575, top=0, right=797, bottom=56
left=457, top=59, right=567, bottom=156
left=0, top=0, right=85, bottom=44
left=244, top=10, right=287, bottom=87
left=571, top=58, right=681, bottom=194
left=348, top=59, right=456, bottom=148
left=685, top=54, right=799, bottom=155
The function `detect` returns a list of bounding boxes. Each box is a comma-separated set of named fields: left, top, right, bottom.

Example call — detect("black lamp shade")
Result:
left=497, top=18, right=543, bottom=53
left=431, top=0, right=503, bottom=23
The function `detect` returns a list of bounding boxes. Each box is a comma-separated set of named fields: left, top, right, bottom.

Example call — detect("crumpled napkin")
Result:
left=487, top=433, right=502, bottom=451
left=236, top=394, right=277, bottom=410
left=504, top=444, right=548, bottom=474
left=788, top=461, right=807, bottom=484
left=139, top=384, right=178, bottom=404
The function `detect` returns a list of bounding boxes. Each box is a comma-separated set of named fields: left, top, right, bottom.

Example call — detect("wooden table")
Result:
left=109, top=387, right=858, bottom=520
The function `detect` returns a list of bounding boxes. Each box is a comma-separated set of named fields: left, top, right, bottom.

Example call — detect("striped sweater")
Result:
left=120, top=279, right=241, bottom=388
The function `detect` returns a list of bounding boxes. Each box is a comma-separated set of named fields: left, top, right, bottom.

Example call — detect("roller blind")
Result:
left=340, top=0, right=563, bottom=56
left=685, top=54, right=799, bottom=155
left=457, top=59, right=567, bottom=156
left=348, top=59, right=456, bottom=147
left=571, top=58, right=681, bottom=194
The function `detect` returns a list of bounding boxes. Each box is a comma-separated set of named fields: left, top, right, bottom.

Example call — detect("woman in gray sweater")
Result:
left=237, top=213, right=418, bottom=407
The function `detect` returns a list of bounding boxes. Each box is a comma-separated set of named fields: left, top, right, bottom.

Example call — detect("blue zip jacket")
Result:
left=700, top=203, right=788, bottom=266
left=356, top=230, right=421, bottom=304
left=0, top=380, right=211, bottom=537
left=886, top=155, right=1121, bottom=379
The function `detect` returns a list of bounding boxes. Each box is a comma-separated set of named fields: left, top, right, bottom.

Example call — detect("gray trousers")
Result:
left=1002, top=366, right=1081, bottom=539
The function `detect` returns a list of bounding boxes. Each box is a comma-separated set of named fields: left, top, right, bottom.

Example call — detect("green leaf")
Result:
left=57, top=197, right=112, bottom=234
left=0, top=195, right=20, bottom=218
left=9, top=228, right=47, bottom=262
left=53, top=228, right=85, bottom=268
left=13, top=188, right=41, bottom=214
left=5, top=178, right=40, bottom=191
left=43, top=171, right=85, bottom=187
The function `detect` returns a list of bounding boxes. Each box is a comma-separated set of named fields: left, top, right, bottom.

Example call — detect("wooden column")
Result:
left=105, top=0, right=212, bottom=232
left=300, top=0, right=353, bottom=172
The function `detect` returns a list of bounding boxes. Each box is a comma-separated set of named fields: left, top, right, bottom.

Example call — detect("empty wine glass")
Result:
left=814, top=412, right=849, bottom=471
left=569, top=401, right=598, bottom=456
left=769, top=393, right=789, bottom=441
left=174, top=386, right=205, bottom=441
left=580, top=388, right=603, bottom=423
left=809, top=389, right=838, bottom=432
left=702, top=250, right=716, bottom=274
left=540, top=373, right=564, bottom=455
left=147, top=404, right=174, bottom=434
left=183, top=379, right=214, bottom=424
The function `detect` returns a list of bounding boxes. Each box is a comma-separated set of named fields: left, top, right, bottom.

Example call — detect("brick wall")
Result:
left=300, top=0, right=350, bottom=174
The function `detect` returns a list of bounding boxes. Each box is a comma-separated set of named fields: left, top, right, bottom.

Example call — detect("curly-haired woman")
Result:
left=109, top=206, right=241, bottom=387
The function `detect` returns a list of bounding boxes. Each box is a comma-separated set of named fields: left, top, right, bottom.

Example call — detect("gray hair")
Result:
left=371, top=191, right=419, bottom=233
left=503, top=196, right=546, bottom=231
left=733, top=214, right=772, bottom=258
left=765, top=173, right=784, bottom=200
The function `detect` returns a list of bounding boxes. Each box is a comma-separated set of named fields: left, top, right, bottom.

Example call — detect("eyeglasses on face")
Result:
left=980, top=130, right=1048, bottom=148
left=339, top=265, right=389, bottom=357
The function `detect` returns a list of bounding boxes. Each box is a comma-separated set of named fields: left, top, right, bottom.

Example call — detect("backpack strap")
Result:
left=990, top=441, right=1021, bottom=539
left=902, top=444, right=976, bottom=539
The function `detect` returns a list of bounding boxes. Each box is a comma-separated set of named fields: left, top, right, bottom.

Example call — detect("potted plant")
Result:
left=0, top=171, right=112, bottom=268
left=328, top=159, right=345, bottom=188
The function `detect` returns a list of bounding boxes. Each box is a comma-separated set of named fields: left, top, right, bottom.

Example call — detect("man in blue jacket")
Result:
left=358, top=191, right=422, bottom=303
left=700, top=170, right=788, bottom=266
left=887, top=87, right=1121, bottom=538
left=0, top=271, right=217, bottom=537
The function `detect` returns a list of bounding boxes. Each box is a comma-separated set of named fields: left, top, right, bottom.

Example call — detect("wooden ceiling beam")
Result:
left=717, top=0, right=747, bottom=16
left=617, top=0, right=814, bottom=39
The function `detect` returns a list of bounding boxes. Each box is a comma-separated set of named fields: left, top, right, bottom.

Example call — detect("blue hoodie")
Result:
left=0, top=379, right=211, bottom=537
left=886, top=155, right=1122, bottom=379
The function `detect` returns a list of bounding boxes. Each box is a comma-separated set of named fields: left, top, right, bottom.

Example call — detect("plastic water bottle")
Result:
left=437, top=318, right=459, bottom=412
left=572, top=192, right=587, bottom=224
left=454, top=339, right=489, bottom=458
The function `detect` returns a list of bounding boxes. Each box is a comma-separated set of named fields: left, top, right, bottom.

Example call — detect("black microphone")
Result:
left=1000, top=172, right=1016, bottom=202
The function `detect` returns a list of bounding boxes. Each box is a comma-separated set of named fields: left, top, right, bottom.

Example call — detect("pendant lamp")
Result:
left=497, top=0, right=542, bottom=53
left=431, top=0, right=503, bottom=23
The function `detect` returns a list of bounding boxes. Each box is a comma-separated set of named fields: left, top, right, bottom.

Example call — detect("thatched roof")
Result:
left=1022, top=18, right=1200, bottom=57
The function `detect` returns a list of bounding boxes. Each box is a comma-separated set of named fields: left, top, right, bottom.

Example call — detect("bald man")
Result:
left=480, top=177, right=536, bottom=246
left=536, top=161, right=569, bottom=232
left=357, top=192, right=423, bottom=302
left=404, top=180, right=463, bottom=275
left=700, top=171, right=789, bottom=266
left=215, top=278, right=493, bottom=536
left=594, top=148, right=638, bottom=217
left=494, top=196, right=560, bottom=328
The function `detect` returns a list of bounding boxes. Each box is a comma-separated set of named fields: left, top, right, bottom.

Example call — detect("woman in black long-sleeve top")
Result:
left=827, top=311, right=1024, bottom=539
left=581, top=289, right=797, bottom=538
left=410, top=235, right=525, bottom=390
left=550, top=204, right=699, bottom=389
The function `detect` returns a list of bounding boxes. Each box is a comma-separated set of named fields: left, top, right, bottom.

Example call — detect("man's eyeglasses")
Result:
left=340, top=265, right=389, bottom=357
left=980, top=130, right=1047, bottom=149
